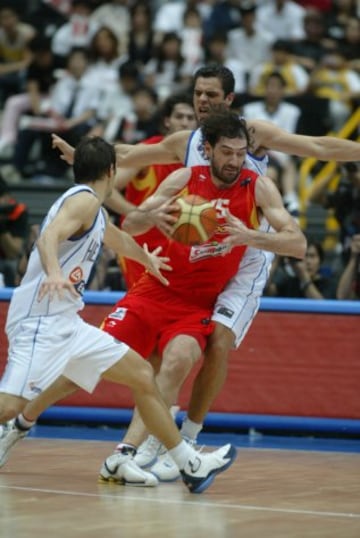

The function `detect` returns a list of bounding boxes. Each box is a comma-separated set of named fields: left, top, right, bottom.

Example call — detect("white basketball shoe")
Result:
left=99, top=448, right=159, bottom=487
left=181, top=444, right=237, bottom=494
left=134, top=435, right=163, bottom=468
left=0, top=419, right=29, bottom=467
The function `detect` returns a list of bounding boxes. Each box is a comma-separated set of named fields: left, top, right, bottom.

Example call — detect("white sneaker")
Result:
left=181, top=444, right=237, bottom=494
left=99, top=451, right=159, bottom=487
left=0, top=419, right=29, bottom=467
left=134, top=435, right=163, bottom=468
left=150, top=452, right=180, bottom=482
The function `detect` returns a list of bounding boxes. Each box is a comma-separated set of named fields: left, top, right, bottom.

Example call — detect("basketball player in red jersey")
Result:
left=4, top=111, right=306, bottom=481
left=107, top=93, right=196, bottom=288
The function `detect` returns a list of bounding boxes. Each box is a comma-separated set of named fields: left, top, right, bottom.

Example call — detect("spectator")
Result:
left=180, top=6, right=204, bottom=73
left=336, top=233, right=360, bottom=299
left=307, top=161, right=360, bottom=264
left=90, top=61, right=140, bottom=142
left=154, top=0, right=212, bottom=42
left=243, top=71, right=302, bottom=215
left=0, top=175, right=29, bottom=287
left=51, top=0, right=99, bottom=68
left=325, top=0, right=358, bottom=42
left=226, top=2, right=273, bottom=82
left=0, top=5, right=36, bottom=106
left=308, top=48, right=360, bottom=131
left=338, top=16, right=360, bottom=74
left=90, top=0, right=130, bottom=56
left=201, top=33, right=247, bottom=94
left=248, top=39, right=309, bottom=98
left=25, top=0, right=68, bottom=40
left=291, top=8, right=335, bottom=73
left=266, top=241, right=337, bottom=299
left=143, top=32, right=192, bottom=101
left=255, top=0, right=306, bottom=42
left=203, top=0, right=242, bottom=42
left=115, top=85, right=159, bottom=144
left=83, top=26, right=123, bottom=93
left=0, top=35, right=56, bottom=159
left=12, top=47, right=100, bottom=181
left=126, top=1, right=155, bottom=74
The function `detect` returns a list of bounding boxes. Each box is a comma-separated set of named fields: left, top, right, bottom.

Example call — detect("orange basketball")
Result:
left=170, top=194, right=218, bottom=245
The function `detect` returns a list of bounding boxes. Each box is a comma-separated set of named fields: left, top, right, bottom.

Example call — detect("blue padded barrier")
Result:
left=1, top=288, right=359, bottom=434
left=1, top=288, right=359, bottom=313
left=39, top=406, right=360, bottom=435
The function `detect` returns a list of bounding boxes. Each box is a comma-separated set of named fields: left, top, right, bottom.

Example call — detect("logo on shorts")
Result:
left=29, top=382, right=42, bottom=395
left=217, top=306, right=235, bottom=319
left=108, top=307, right=128, bottom=320
left=69, top=266, right=83, bottom=283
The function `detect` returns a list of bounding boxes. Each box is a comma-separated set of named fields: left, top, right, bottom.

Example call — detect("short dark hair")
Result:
left=160, top=92, right=193, bottom=119
left=193, top=64, right=235, bottom=97
left=265, top=71, right=287, bottom=87
left=201, top=111, right=249, bottom=148
left=73, top=136, right=116, bottom=183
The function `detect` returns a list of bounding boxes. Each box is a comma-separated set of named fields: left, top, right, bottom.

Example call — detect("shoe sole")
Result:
left=189, top=445, right=237, bottom=494
left=98, top=474, right=157, bottom=487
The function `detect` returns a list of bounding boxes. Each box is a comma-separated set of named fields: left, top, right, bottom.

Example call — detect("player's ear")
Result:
left=204, top=141, right=212, bottom=159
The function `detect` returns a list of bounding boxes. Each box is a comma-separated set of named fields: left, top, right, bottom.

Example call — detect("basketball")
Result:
left=170, top=194, right=218, bottom=245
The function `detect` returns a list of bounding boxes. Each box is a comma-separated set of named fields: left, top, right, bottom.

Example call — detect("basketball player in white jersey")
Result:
left=0, top=136, right=239, bottom=494
left=41, top=64, right=360, bottom=480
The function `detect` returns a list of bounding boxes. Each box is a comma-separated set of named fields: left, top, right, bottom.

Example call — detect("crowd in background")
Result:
left=0, top=0, right=359, bottom=299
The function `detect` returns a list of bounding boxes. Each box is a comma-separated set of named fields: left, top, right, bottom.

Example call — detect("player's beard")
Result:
left=211, top=162, right=240, bottom=186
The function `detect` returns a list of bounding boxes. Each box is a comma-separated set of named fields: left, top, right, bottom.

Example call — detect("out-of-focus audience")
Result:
left=0, top=0, right=358, bottom=298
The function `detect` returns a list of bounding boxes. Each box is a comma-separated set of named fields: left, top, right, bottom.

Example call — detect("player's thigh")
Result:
left=62, top=318, right=131, bottom=393
left=102, top=348, right=155, bottom=392
left=1, top=316, right=75, bottom=400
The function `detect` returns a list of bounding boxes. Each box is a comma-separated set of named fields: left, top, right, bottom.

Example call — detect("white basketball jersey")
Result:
left=184, top=127, right=269, bottom=175
left=7, top=185, right=106, bottom=327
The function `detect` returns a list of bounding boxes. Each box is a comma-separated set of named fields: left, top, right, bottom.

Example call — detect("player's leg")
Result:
left=182, top=248, right=273, bottom=441
left=0, top=378, right=80, bottom=467
left=185, top=321, right=235, bottom=427
left=114, top=334, right=202, bottom=455
left=100, top=347, right=237, bottom=493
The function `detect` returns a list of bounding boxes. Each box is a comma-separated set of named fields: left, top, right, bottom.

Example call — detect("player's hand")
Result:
left=143, top=243, right=172, bottom=286
left=38, top=276, right=80, bottom=302
left=144, top=197, right=179, bottom=237
left=52, top=134, right=75, bottom=164
left=222, top=210, right=251, bottom=249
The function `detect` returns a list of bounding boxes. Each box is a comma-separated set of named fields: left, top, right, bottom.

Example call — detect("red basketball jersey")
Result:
left=119, top=135, right=183, bottom=288
left=132, top=165, right=260, bottom=308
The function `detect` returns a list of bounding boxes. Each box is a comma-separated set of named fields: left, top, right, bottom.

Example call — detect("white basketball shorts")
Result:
left=0, top=313, right=129, bottom=400
left=212, top=247, right=274, bottom=348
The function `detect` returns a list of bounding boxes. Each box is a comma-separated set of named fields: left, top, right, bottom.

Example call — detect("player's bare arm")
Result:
left=115, top=130, right=191, bottom=168
left=248, top=119, right=360, bottom=161
left=224, top=175, right=307, bottom=259
left=103, top=222, right=172, bottom=286
left=122, top=167, right=192, bottom=236
left=37, top=192, right=100, bottom=301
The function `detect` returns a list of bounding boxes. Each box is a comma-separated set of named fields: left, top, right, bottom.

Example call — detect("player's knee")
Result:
left=135, top=360, right=157, bottom=394
left=0, top=396, right=24, bottom=423
left=206, top=324, right=234, bottom=362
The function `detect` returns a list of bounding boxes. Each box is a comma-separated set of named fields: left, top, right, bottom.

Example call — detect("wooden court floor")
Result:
left=0, top=438, right=359, bottom=538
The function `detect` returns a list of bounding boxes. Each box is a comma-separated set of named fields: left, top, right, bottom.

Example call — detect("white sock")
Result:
left=180, top=416, right=202, bottom=441
left=16, top=413, right=36, bottom=431
left=168, top=440, right=195, bottom=470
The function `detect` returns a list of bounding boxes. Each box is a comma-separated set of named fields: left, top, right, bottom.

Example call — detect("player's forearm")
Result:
left=314, top=137, right=360, bottom=162
left=36, top=234, right=63, bottom=278
left=243, top=229, right=307, bottom=259
left=105, top=190, right=136, bottom=216
left=104, top=225, right=150, bottom=267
